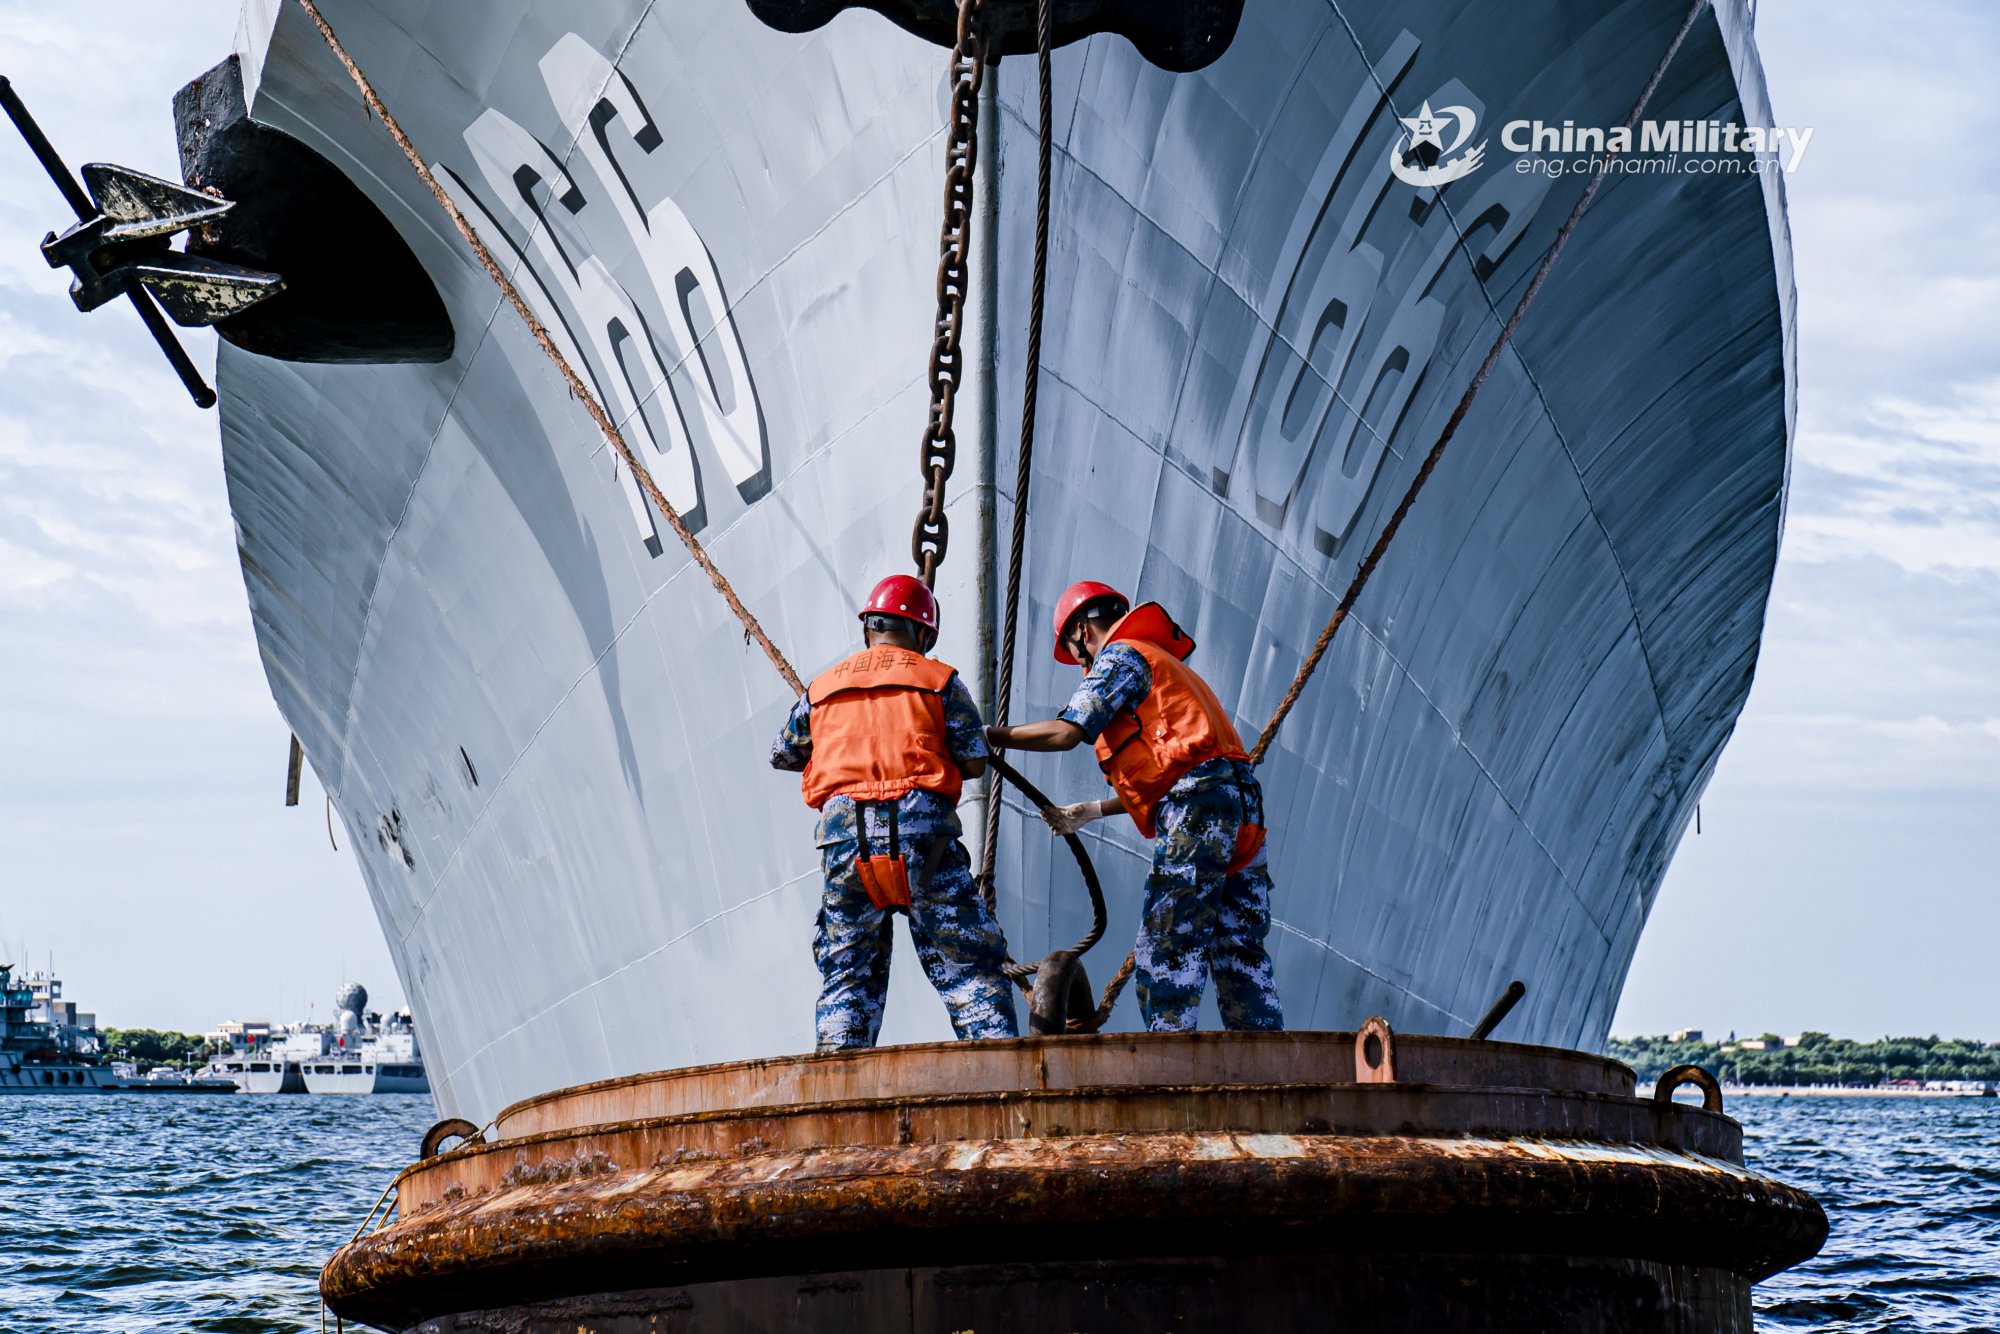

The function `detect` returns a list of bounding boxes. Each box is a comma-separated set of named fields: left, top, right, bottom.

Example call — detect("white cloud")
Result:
left=1786, top=381, right=2000, bottom=576
left=1724, top=709, right=2000, bottom=794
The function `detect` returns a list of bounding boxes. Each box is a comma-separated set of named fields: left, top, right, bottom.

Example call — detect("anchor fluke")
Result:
left=40, top=162, right=284, bottom=325
left=120, top=251, right=287, bottom=326
left=79, top=162, right=234, bottom=243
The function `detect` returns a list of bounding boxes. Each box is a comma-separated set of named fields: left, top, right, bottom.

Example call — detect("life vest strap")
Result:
left=855, top=801, right=912, bottom=913
left=1226, top=772, right=1267, bottom=874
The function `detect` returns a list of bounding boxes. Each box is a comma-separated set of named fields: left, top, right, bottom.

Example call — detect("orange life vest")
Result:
left=1092, top=603, right=1250, bottom=839
left=799, top=647, right=964, bottom=810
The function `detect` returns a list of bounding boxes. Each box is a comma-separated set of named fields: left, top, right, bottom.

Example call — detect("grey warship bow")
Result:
left=163, top=0, right=1789, bottom=1123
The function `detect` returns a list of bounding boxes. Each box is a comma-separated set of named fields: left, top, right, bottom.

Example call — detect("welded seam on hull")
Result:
left=1453, top=307, right=1781, bottom=902
left=439, top=868, right=819, bottom=1085
left=1271, top=920, right=1470, bottom=1024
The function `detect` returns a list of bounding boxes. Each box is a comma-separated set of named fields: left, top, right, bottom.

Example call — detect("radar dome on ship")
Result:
left=335, top=983, right=367, bottom=1017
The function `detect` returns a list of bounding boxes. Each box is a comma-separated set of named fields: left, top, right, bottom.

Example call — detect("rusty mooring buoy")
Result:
left=322, top=1029, right=1824, bottom=1333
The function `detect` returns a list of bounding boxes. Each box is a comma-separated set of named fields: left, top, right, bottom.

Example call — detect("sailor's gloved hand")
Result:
left=1042, top=802, right=1103, bottom=837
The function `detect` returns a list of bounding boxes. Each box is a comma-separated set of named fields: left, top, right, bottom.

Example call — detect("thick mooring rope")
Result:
left=294, top=0, right=804, bottom=697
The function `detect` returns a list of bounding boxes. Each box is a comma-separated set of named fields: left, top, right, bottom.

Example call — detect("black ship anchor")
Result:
left=0, top=75, right=282, bottom=408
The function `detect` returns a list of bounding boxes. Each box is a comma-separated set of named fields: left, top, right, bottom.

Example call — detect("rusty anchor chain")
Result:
left=910, top=0, right=986, bottom=586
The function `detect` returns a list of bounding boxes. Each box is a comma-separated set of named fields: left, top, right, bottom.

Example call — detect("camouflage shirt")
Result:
left=1056, top=643, right=1247, bottom=806
left=1055, top=642, right=1152, bottom=742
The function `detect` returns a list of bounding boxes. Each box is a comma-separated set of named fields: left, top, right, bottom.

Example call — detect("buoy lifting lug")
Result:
left=421, top=1117, right=484, bottom=1159
left=1027, top=950, right=1093, bottom=1036
left=1653, top=1064, right=1724, bottom=1113
left=1356, top=1016, right=1396, bottom=1084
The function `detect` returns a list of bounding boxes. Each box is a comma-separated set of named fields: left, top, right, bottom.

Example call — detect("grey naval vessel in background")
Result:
left=0, top=962, right=234, bottom=1092
left=162, top=0, right=1789, bottom=1127
left=199, top=983, right=428, bottom=1094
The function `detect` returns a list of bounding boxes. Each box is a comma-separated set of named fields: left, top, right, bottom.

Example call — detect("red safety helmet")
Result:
left=859, top=574, right=940, bottom=637
left=1052, top=580, right=1127, bottom=664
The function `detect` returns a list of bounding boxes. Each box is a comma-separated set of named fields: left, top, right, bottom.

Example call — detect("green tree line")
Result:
left=102, top=1028, right=207, bottom=1069
left=1608, top=1032, right=2000, bottom=1086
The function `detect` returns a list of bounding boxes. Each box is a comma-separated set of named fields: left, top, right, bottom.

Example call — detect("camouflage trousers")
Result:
left=812, top=805, right=1019, bottom=1052
left=1133, top=763, right=1284, bottom=1033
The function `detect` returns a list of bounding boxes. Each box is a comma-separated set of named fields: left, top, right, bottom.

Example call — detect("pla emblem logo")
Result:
left=1389, top=99, right=1486, bottom=187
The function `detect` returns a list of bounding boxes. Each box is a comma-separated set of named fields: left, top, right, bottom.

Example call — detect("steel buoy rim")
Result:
left=322, top=1125, right=1826, bottom=1330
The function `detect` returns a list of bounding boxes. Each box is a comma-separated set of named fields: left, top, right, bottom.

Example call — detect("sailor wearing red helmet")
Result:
left=770, top=574, right=1018, bottom=1051
left=986, top=582, right=1282, bottom=1033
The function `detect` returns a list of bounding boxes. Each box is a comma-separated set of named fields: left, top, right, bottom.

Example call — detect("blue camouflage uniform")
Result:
left=772, top=672, right=1019, bottom=1052
left=1060, top=643, right=1283, bottom=1033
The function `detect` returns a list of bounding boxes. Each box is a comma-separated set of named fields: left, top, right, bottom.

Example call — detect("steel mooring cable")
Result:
left=979, top=0, right=1056, bottom=909
left=976, top=0, right=1117, bottom=1033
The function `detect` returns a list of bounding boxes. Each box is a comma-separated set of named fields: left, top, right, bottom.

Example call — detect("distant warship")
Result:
left=199, top=983, right=428, bottom=1094
left=0, top=962, right=231, bottom=1093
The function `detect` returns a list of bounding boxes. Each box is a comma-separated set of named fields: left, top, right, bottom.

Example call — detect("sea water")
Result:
left=0, top=1093, right=432, bottom=1332
left=1741, top=1094, right=2000, bottom=1331
left=0, top=1091, right=1991, bottom=1331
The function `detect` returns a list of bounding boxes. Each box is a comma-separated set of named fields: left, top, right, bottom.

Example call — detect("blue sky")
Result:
left=0, top=1, right=1993, bottom=1038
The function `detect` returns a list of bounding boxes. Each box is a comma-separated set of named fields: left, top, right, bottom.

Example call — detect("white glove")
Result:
left=1042, top=801, right=1105, bottom=837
